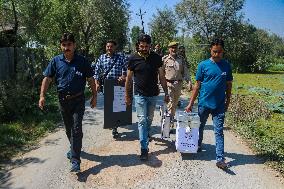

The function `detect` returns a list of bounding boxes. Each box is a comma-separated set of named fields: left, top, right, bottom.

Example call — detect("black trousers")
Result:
left=59, top=95, right=85, bottom=163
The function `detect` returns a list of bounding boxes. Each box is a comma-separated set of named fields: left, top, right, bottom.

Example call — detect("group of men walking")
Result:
left=38, top=32, right=233, bottom=172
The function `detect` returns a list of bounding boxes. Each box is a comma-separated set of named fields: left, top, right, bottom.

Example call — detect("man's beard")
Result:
left=140, top=50, right=149, bottom=55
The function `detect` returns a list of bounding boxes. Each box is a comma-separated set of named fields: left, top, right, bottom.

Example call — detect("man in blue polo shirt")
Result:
left=38, top=33, right=97, bottom=172
left=185, top=38, right=233, bottom=169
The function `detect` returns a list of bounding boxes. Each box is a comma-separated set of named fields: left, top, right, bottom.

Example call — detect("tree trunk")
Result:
left=11, top=0, right=18, bottom=75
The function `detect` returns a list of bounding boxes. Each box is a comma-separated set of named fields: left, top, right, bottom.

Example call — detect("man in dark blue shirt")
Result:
left=38, top=33, right=97, bottom=172
left=185, top=38, right=233, bottom=169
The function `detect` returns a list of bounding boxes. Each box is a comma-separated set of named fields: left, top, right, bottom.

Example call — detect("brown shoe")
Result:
left=216, top=161, right=230, bottom=169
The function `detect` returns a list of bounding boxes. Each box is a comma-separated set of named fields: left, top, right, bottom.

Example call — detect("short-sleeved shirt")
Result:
left=162, top=54, right=190, bottom=81
left=196, top=58, right=233, bottom=110
left=43, top=53, right=92, bottom=95
left=128, top=51, right=163, bottom=97
left=93, top=53, right=127, bottom=80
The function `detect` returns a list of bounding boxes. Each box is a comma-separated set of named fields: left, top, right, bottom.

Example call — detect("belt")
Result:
left=166, top=79, right=182, bottom=83
left=59, top=92, right=83, bottom=101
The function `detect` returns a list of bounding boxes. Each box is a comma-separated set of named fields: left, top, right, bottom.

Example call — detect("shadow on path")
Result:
left=77, top=130, right=176, bottom=182
left=0, top=157, right=46, bottom=189
left=181, top=140, right=265, bottom=176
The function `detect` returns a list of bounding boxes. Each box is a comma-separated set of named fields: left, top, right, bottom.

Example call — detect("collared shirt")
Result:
left=196, top=58, right=233, bottom=110
left=161, top=54, right=191, bottom=82
left=128, top=51, right=162, bottom=96
left=93, top=53, right=127, bottom=80
left=43, top=53, right=92, bottom=94
left=138, top=51, right=149, bottom=59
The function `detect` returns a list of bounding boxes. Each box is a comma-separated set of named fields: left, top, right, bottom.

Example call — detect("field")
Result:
left=226, top=72, right=284, bottom=174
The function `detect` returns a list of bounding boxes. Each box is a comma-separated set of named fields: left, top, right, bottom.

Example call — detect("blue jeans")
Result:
left=198, top=106, right=225, bottom=162
left=134, top=95, right=157, bottom=150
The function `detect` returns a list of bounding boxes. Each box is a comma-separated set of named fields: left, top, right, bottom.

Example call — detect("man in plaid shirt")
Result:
left=93, top=40, right=128, bottom=137
left=93, top=40, right=127, bottom=87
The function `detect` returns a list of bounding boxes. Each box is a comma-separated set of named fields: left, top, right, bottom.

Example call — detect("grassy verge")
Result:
left=226, top=72, right=284, bottom=174
left=0, top=92, right=61, bottom=161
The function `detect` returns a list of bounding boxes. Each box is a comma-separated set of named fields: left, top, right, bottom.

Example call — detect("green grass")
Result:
left=226, top=72, right=284, bottom=174
left=0, top=94, right=61, bottom=161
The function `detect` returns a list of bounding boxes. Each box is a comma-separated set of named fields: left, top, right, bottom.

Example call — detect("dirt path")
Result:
left=0, top=93, right=283, bottom=189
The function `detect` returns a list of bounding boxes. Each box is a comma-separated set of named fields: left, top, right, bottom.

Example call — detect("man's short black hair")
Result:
left=210, top=38, right=224, bottom=48
left=60, top=33, right=75, bottom=43
left=106, top=40, right=117, bottom=46
left=138, top=34, right=151, bottom=44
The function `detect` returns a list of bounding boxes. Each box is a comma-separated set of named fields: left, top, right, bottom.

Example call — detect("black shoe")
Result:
left=197, top=146, right=202, bottom=152
left=169, top=129, right=176, bottom=134
left=148, top=134, right=153, bottom=142
left=66, top=150, right=71, bottom=160
left=216, top=161, right=230, bottom=170
left=140, top=149, right=148, bottom=161
left=112, top=127, right=119, bottom=138
left=70, top=160, right=80, bottom=172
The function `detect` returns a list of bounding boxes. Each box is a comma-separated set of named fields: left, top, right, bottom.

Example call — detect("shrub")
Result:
left=226, top=95, right=284, bottom=173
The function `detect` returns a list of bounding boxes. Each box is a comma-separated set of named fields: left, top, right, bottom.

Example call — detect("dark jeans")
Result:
left=198, top=106, right=225, bottom=162
left=59, top=95, right=85, bottom=163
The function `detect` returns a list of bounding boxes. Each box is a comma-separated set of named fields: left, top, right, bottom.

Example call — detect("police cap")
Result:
left=168, top=41, right=179, bottom=48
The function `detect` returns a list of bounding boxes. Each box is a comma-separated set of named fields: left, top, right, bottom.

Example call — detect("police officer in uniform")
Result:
left=161, top=41, right=192, bottom=121
left=39, top=33, right=97, bottom=172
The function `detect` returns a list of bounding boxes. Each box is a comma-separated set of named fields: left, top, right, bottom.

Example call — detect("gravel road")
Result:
left=0, top=93, right=283, bottom=189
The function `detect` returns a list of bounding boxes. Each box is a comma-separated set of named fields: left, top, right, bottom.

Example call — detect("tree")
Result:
left=130, top=26, right=141, bottom=49
left=149, top=7, right=178, bottom=48
left=175, top=0, right=279, bottom=72
left=176, top=0, right=245, bottom=42
left=88, top=0, right=129, bottom=57
left=224, top=22, right=277, bottom=72
left=2, top=0, right=130, bottom=60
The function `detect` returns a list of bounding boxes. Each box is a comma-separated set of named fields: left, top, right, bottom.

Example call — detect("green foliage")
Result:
left=0, top=79, right=58, bottom=121
left=149, top=7, right=178, bottom=48
left=0, top=0, right=130, bottom=161
left=0, top=0, right=130, bottom=60
left=0, top=113, right=60, bottom=160
left=269, top=62, right=284, bottom=72
left=176, top=0, right=245, bottom=42
left=0, top=68, right=60, bottom=160
left=175, top=0, right=284, bottom=73
left=130, top=26, right=141, bottom=49
left=227, top=97, right=284, bottom=167
left=178, top=36, right=209, bottom=76
left=227, top=95, right=271, bottom=125
left=226, top=73, right=284, bottom=174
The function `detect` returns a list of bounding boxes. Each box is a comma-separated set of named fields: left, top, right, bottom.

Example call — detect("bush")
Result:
left=269, top=64, right=284, bottom=71
left=0, top=80, right=40, bottom=121
left=226, top=95, right=284, bottom=173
